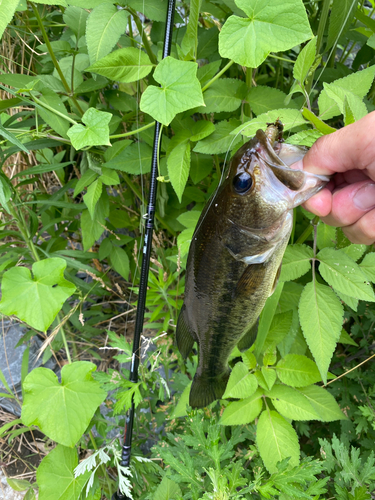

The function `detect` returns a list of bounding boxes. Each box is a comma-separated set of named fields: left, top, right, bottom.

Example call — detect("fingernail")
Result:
left=353, top=183, right=375, bottom=210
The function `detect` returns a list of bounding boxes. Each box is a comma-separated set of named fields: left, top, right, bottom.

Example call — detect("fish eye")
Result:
left=233, top=172, right=253, bottom=194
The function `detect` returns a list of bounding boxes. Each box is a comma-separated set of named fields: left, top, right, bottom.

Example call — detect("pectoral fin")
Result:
left=270, top=263, right=282, bottom=295
left=176, top=305, right=195, bottom=359
left=234, top=263, right=265, bottom=297
left=237, top=318, right=259, bottom=352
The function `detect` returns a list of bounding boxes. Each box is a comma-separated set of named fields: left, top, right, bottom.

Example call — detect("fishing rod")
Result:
left=112, top=1, right=176, bottom=499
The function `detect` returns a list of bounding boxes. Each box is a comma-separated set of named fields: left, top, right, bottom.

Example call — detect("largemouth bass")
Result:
left=176, top=121, right=328, bottom=409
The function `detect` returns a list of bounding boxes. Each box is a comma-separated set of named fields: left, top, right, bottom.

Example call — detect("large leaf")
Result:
left=83, top=179, right=102, bottom=219
left=110, top=245, right=130, bottom=280
left=222, top=362, right=258, bottom=399
left=153, top=477, right=182, bottom=500
left=231, top=108, right=306, bottom=138
left=104, top=142, right=152, bottom=174
left=317, top=248, right=375, bottom=301
left=63, top=6, right=88, bottom=39
left=0, top=1, right=23, bottom=40
left=247, top=86, right=297, bottom=115
left=297, top=385, right=346, bottom=422
left=359, top=253, right=375, bottom=283
left=200, top=78, right=247, bottom=113
left=67, top=108, right=111, bottom=150
left=0, top=258, right=76, bottom=332
left=193, top=119, right=242, bottom=154
left=276, top=354, right=322, bottom=387
left=167, top=140, right=191, bottom=202
left=293, top=37, right=316, bottom=84
left=37, top=445, right=90, bottom=500
left=120, top=0, right=167, bottom=22
left=219, top=0, right=312, bottom=68
left=86, top=4, right=129, bottom=66
left=326, top=0, right=357, bottom=50
left=299, top=281, right=343, bottom=383
left=280, top=244, right=313, bottom=282
left=220, top=388, right=263, bottom=425
left=0, top=123, right=29, bottom=153
left=37, top=87, right=70, bottom=138
left=140, top=57, right=204, bottom=126
left=88, top=47, right=153, bottom=83
left=256, top=410, right=300, bottom=473
left=266, top=384, right=321, bottom=420
left=22, top=362, right=106, bottom=447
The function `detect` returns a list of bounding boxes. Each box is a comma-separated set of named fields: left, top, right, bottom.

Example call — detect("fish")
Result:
left=175, top=121, right=329, bottom=409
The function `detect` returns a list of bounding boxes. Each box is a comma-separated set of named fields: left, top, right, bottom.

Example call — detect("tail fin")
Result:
left=189, top=369, right=230, bottom=409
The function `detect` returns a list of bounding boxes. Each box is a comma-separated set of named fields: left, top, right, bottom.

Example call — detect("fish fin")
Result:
left=270, top=264, right=282, bottom=295
left=234, top=263, right=264, bottom=297
left=189, top=369, right=231, bottom=409
left=176, top=306, right=195, bottom=359
left=237, top=319, right=259, bottom=352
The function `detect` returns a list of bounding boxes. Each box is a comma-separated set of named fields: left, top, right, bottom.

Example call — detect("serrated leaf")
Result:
left=67, top=108, right=111, bottom=149
left=266, top=384, right=321, bottom=420
left=316, top=223, right=336, bottom=250
left=110, top=246, right=130, bottom=280
left=318, top=65, right=375, bottom=120
left=74, top=170, right=98, bottom=197
left=323, top=83, right=368, bottom=122
left=83, top=179, right=102, bottom=218
left=190, top=152, right=212, bottom=184
left=339, top=329, right=358, bottom=346
left=37, top=87, right=70, bottom=138
left=37, top=445, right=90, bottom=500
left=223, top=362, right=258, bottom=399
left=177, top=210, right=201, bottom=229
left=22, top=362, right=106, bottom=446
left=140, top=57, right=204, bottom=126
left=121, top=0, right=167, bottom=22
left=220, top=388, right=263, bottom=425
left=190, top=121, right=215, bottom=142
left=297, top=385, right=346, bottom=421
left=287, top=129, right=324, bottom=147
left=0, top=258, right=76, bottom=332
left=261, top=367, right=277, bottom=390
left=0, top=1, right=22, bottom=40
left=167, top=141, right=190, bottom=203
left=171, top=382, right=191, bottom=419
left=359, top=252, right=375, bottom=282
left=317, top=248, right=375, bottom=301
left=247, top=86, right=297, bottom=115
left=153, top=477, right=182, bottom=500
left=299, top=281, right=343, bottom=383
left=88, top=47, right=153, bottom=83
left=104, top=142, right=152, bottom=174
left=232, top=109, right=306, bottom=138
left=326, top=0, right=357, bottom=50
left=335, top=289, right=359, bottom=311
left=200, top=78, right=246, bottom=113
left=276, top=354, right=322, bottom=387
left=280, top=244, right=313, bottom=282
left=81, top=195, right=108, bottom=250
left=63, top=6, right=88, bottom=39
left=256, top=410, right=300, bottom=473
left=263, top=311, right=293, bottom=352
left=86, top=5, right=129, bottom=66
left=193, top=119, right=241, bottom=154
left=341, top=244, right=367, bottom=262
left=219, top=0, right=312, bottom=68
left=293, top=37, right=317, bottom=84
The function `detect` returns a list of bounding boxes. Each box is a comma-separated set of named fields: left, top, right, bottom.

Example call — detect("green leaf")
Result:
left=302, top=107, right=336, bottom=134
left=293, top=37, right=317, bottom=84
left=121, top=0, right=167, bottom=22
left=201, top=78, right=247, bottom=113
left=0, top=123, right=29, bottom=152
left=100, top=167, right=120, bottom=185
left=74, top=170, right=98, bottom=197
left=81, top=195, right=108, bottom=250
left=171, top=382, right=191, bottom=419
left=220, top=388, right=263, bottom=425
left=63, top=6, right=88, bottom=39
left=326, top=0, right=357, bottom=50
left=232, top=109, right=306, bottom=138
left=190, top=121, right=215, bottom=142
left=38, top=87, right=70, bottom=138
left=359, top=252, right=375, bottom=282
left=287, top=129, right=324, bottom=147
left=317, top=248, right=375, bottom=301
left=83, top=179, right=102, bottom=219
left=181, top=0, right=202, bottom=58
left=341, top=244, right=367, bottom=262
left=261, top=367, right=277, bottom=390
left=339, top=329, right=358, bottom=346
left=266, top=384, right=321, bottom=420
left=6, top=479, right=31, bottom=492
left=153, top=477, right=182, bottom=500
left=197, top=60, right=221, bottom=86
left=263, top=311, right=293, bottom=352
left=276, top=354, right=322, bottom=387
left=297, top=385, right=346, bottom=421
left=177, top=227, right=195, bottom=258
left=104, top=142, right=152, bottom=174
left=22, top=362, right=106, bottom=447
left=318, top=65, right=375, bottom=120
left=0, top=0, right=22, bottom=41
left=190, top=152, right=213, bottom=184
left=88, top=47, right=153, bottom=83
left=323, top=83, right=368, bottom=123
left=193, top=119, right=242, bottom=154
left=67, top=108, right=111, bottom=150
left=167, top=140, right=190, bottom=202
left=256, top=410, right=300, bottom=473
left=316, top=223, right=336, bottom=250
left=86, top=5, right=129, bottom=66
left=335, top=289, right=358, bottom=311
left=110, top=245, right=130, bottom=280
left=299, top=281, right=343, bottom=383
left=223, top=362, right=258, bottom=399
left=0, top=258, right=76, bottom=332
left=37, top=445, right=91, bottom=500
left=219, top=0, right=312, bottom=68
left=177, top=210, right=201, bottom=229
left=140, top=57, right=204, bottom=126
left=247, top=86, right=297, bottom=115
left=280, top=244, right=313, bottom=282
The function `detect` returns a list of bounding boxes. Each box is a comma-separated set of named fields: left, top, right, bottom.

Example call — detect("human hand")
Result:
left=291, top=110, right=375, bottom=244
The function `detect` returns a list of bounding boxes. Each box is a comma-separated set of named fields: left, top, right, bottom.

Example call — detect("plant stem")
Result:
left=127, top=8, right=158, bottom=65
left=109, top=121, right=155, bottom=139
left=31, top=3, right=84, bottom=116
left=89, top=430, right=113, bottom=498
left=244, top=67, right=253, bottom=117
left=60, top=322, right=72, bottom=364
left=201, top=59, right=234, bottom=92
left=295, top=215, right=320, bottom=244
left=8, top=200, right=40, bottom=262
left=31, top=94, right=78, bottom=125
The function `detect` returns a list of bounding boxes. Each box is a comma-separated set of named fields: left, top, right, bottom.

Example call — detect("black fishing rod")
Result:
left=112, top=1, right=176, bottom=499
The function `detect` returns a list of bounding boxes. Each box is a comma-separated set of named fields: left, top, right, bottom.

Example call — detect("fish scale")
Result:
left=176, top=121, right=329, bottom=409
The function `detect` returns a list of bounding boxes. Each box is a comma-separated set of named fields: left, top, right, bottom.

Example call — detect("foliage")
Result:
left=0, top=0, right=375, bottom=499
